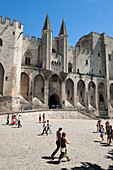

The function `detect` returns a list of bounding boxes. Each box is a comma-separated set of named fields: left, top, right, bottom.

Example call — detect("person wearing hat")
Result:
left=51, top=126, right=62, bottom=159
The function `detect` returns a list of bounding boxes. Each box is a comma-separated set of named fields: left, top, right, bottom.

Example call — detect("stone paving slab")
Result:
left=0, top=114, right=113, bottom=170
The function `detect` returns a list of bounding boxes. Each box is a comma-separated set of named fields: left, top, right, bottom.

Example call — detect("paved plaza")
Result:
left=0, top=113, right=113, bottom=170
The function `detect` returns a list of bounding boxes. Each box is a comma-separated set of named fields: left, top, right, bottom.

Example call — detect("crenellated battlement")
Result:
left=23, top=35, right=42, bottom=43
left=76, top=47, right=92, bottom=56
left=0, top=15, right=23, bottom=29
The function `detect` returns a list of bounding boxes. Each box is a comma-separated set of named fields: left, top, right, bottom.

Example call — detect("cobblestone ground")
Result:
left=0, top=114, right=113, bottom=170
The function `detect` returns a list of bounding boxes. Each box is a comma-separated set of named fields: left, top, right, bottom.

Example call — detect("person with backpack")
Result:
left=58, top=132, right=70, bottom=163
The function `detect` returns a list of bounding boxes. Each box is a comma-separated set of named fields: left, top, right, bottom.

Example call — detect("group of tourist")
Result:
left=39, top=113, right=52, bottom=135
left=39, top=113, right=70, bottom=163
left=6, top=113, right=22, bottom=128
left=96, top=119, right=113, bottom=145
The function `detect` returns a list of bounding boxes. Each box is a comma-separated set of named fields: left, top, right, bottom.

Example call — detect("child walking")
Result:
left=58, top=132, right=70, bottom=163
left=41, top=120, right=48, bottom=135
left=100, top=125, right=105, bottom=141
left=46, top=120, right=52, bottom=134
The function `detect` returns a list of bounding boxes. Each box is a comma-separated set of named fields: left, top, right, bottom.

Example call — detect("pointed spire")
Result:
left=42, top=14, right=51, bottom=31
left=59, top=19, right=67, bottom=36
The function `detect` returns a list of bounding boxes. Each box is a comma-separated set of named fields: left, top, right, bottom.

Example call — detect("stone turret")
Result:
left=0, top=16, right=23, bottom=110
left=42, top=14, right=52, bottom=70
left=58, top=19, right=68, bottom=72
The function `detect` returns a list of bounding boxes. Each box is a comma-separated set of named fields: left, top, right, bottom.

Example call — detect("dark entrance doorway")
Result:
left=49, top=94, right=60, bottom=109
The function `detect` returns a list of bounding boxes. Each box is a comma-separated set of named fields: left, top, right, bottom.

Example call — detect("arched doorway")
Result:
left=49, top=74, right=62, bottom=108
left=0, top=63, right=4, bottom=95
left=49, top=94, right=60, bottom=109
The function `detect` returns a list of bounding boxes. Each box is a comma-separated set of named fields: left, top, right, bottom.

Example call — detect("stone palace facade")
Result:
left=0, top=14, right=113, bottom=117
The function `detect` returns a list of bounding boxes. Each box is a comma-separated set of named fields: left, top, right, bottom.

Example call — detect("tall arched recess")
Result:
left=110, top=83, right=113, bottom=108
left=66, top=78, right=74, bottom=105
left=34, top=75, right=44, bottom=103
left=77, top=80, right=85, bottom=106
left=88, top=81, right=96, bottom=108
left=20, top=72, right=29, bottom=100
left=0, top=63, right=4, bottom=95
left=49, top=74, right=62, bottom=108
left=98, top=82, right=105, bottom=111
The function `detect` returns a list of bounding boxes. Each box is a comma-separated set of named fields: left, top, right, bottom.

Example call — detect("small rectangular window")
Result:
left=108, top=54, right=111, bottom=61
left=98, top=52, right=100, bottom=57
left=99, top=70, right=101, bottom=74
left=41, top=88, right=44, bottom=92
left=80, top=91, right=82, bottom=96
left=77, top=69, right=79, bottom=73
left=92, top=69, right=93, bottom=72
left=13, top=32, right=15, bottom=35
left=86, top=60, right=88, bottom=65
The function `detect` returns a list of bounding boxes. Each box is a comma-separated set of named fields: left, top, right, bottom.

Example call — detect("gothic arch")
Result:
left=20, top=72, right=29, bottom=100
left=77, top=80, right=85, bottom=106
left=0, top=63, right=4, bottom=95
left=49, top=74, right=62, bottom=108
left=66, top=78, right=74, bottom=105
left=34, top=74, right=44, bottom=103
left=88, top=81, right=96, bottom=107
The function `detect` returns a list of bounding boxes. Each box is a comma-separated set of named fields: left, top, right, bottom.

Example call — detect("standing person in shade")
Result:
left=41, top=120, right=48, bottom=135
left=46, top=120, right=52, bottom=134
left=58, top=132, right=70, bottom=163
left=100, top=125, right=105, bottom=141
left=18, top=115, right=22, bottom=128
left=96, top=119, right=101, bottom=132
left=51, top=126, right=62, bottom=159
left=43, top=113, right=45, bottom=122
left=39, top=114, right=41, bottom=123
left=6, top=114, right=10, bottom=125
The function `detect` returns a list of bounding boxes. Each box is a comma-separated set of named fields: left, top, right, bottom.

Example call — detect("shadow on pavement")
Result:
left=71, top=162, right=105, bottom=170
left=42, top=156, right=58, bottom=160
left=105, top=149, right=113, bottom=161
left=93, top=140, right=101, bottom=143
left=46, top=160, right=60, bottom=165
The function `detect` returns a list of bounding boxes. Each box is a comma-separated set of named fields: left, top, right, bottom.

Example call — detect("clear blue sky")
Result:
left=0, top=0, right=113, bottom=47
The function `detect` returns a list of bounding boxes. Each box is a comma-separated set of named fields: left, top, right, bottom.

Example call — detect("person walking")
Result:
left=51, top=126, right=62, bottom=159
left=41, top=120, right=48, bottom=135
left=46, top=120, right=52, bottom=134
left=43, top=113, right=45, bottom=122
left=58, top=132, right=70, bottom=163
left=6, top=114, right=9, bottom=125
left=18, top=115, right=22, bottom=128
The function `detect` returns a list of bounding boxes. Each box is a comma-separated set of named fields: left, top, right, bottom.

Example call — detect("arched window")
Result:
left=0, top=38, right=3, bottom=46
left=24, top=50, right=32, bottom=65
